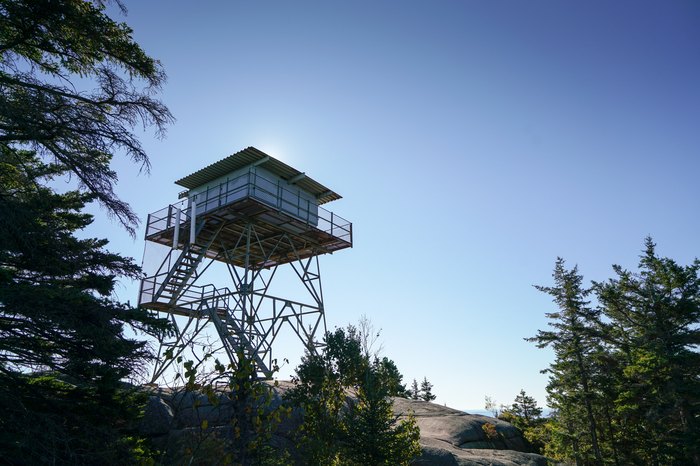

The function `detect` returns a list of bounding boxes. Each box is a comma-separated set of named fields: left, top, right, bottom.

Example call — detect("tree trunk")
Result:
left=604, top=401, right=620, bottom=466
left=575, top=350, right=603, bottom=465
left=567, top=418, right=583, bottom=466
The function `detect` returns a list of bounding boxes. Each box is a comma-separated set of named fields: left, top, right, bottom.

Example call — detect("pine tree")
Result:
left=0, top=2, right=171, bottom=462
left=376, top=357, right=407, bottom=397
left=0, top=150, right=167, bottom=463
left=509, top=389, right=543, bottom=426
left=498, top=390, right=547, bottom=455
left=0, top=0, right=173, bottom=234
left=408, top=378, right=421, bottom=400
left=419, top=377, right=436, bottom=402
left=345, top=359, right=421, bottom=465
left=532, top=242, right=700, bottom=465
left=595, top=238, right=700, bottom=465
left=287, top=326, right=421, bottom=465
left=286, top=330, right=353, bottom=465
left=529, top=258, right=604, bottom=465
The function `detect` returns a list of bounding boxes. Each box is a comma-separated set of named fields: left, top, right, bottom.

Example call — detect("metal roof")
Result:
left=174, top=147, right=342, bottom=205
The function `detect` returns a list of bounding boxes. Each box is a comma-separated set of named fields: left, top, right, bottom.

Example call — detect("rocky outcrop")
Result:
left=140, top=382, right=551, bottom=466
left=392, top=398, right=550, bottom=466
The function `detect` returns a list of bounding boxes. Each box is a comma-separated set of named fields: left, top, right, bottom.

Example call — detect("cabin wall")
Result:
left=186, top=166, right=319, bottom=225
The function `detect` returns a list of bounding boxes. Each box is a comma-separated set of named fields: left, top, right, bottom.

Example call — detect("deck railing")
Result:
left=144, top=170, right=352, bottom=245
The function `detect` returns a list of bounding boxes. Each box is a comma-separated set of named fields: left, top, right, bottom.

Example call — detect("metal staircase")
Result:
left=157, top=248, right=199, bottom=304
left=205, top=302, right=273, bottom=377
left=152, top=221, right=225, bottom=307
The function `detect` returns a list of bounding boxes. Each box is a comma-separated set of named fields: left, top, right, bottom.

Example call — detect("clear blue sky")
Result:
left=90, top=0, right=699, bottom=410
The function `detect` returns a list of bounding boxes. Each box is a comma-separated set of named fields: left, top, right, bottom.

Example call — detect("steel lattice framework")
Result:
left=138, top=150, right=352, bottom=382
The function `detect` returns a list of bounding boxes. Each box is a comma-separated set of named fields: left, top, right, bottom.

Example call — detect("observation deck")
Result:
left=144, top=152, right=352, bottom=269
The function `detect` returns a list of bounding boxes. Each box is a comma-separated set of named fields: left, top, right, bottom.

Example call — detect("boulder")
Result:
left=139, top=395, right=174, bottom=436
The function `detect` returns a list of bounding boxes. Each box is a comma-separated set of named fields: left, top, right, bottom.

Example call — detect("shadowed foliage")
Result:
left=0, top=1, right=171, bottom=463
left=0, top=0, right=173, bottom=234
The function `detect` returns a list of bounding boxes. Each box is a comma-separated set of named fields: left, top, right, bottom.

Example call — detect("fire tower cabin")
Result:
left=138, top=146, right=353, bottom=316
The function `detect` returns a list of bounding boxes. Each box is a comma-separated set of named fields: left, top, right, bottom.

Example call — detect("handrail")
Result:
left=140, top=272, right=234, bottom=308
left=140, top=270, right=322, bottom=321
left=145, top=170, right=352, bottom=243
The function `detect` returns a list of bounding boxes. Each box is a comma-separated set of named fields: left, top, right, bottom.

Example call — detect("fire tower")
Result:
left=138, top=147, right=352, bottom=381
